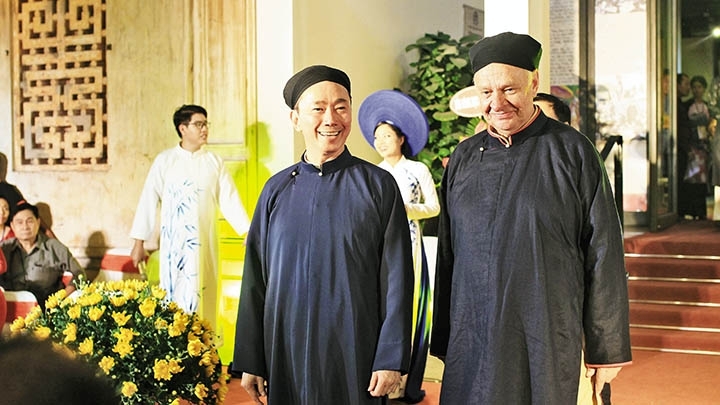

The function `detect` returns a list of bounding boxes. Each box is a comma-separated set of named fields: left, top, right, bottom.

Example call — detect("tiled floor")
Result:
left=224, top=350, right=720, bottom=404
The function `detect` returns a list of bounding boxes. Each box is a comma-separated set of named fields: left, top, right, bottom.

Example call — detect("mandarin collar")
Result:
left=483, top=110, right=549, bottom=148
left=298, top=147, right=353, bottom=176
left=175, top=144, right=207, bottom=157
left=507, top=110, right=550, bottom=145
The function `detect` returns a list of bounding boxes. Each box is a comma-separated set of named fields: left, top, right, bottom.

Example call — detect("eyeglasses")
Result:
left=187, top=121, right=210, bottom=129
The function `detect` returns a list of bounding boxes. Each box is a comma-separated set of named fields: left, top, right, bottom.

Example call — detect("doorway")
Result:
left=679, top=0, right=720, bottom=222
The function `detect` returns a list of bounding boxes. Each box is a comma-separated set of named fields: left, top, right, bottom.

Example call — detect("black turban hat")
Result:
left=469, top=32, right=542, bottom=74
left=283, top=65, right=352, bottom=108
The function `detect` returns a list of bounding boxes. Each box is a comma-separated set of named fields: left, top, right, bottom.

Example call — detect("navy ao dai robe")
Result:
left=233, top=148, right=414, bottom=405
left=431, top=113, right=632, bottom=404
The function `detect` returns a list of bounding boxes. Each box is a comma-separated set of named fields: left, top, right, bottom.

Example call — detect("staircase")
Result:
left=624, top=222, right=720, bottom=355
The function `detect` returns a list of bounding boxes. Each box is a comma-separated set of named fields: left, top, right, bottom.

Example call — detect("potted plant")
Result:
left=11, top=279, right=228, bottom=404
left=404, top=31, right=481, bottom=186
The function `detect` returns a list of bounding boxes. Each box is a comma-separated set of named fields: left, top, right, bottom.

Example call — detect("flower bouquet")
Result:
left=10, top=278, right=228, bottom=404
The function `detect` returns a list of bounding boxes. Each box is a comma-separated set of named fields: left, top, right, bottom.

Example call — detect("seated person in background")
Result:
left=0, top=335, right=120, bottom=405
left=0, top=202, right=85, bottom=309
left=0, top=197, right=13, bottom=241
left=534, top=92, right=571, bottom=125
left=0, top=152, right=56, bottom=239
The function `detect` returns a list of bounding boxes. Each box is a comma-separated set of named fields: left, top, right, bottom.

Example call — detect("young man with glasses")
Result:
left=130, top=104, right=249, bottom=336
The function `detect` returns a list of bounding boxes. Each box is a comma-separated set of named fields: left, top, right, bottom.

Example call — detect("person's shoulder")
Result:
left=0, top=238, right=15, bottom=250
left=261, top=165, right=299, bottom=189
left=542, top=120, right=590, bottom=143
left=199, top=149, right=225, bottom=168
left=39, top=235, right=70, bottom=252
left=152, top=146, right=181, bottom=161
left=404, top=158, right=430, bottom=169
left=350, top=157, right=397, bottom=180
left=397, top=158, right=430, bottom=174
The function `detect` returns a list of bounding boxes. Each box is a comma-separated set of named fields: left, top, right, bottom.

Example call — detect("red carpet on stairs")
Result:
left=624, top=220, right=720, bottom=354
left=624, top=220, right=720, bottom=256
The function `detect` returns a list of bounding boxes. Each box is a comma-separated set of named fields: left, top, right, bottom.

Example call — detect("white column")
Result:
left=257, top=0, right=297, bottom=173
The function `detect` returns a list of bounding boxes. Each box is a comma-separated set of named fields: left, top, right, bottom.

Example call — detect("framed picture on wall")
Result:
left=463, top=5, right=484, bottom=37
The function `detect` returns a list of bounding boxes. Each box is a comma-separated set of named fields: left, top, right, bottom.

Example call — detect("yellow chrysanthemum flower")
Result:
left=113, top=340, right=133, bottom=358
left=194, top=383, right=208, bottom=399
left=106, top=280, right=124, bottom=291
left=155, top=318, right=169, bottom=330
left=168, top=359, right=184, bottom=374
left=79, top=291, right=103, bottom=306
left=67, top=305, right=82, bottom=319
left=139, top=298, right=156, bottom=317
left=98, top=356, right=115, bottom=374
left=121, top=381, right=138, bottom=397
left=122, top=288, right=139, bottom=301
left=168, top=324, right=183, bottom=337
left=62, top=323, right=77, bottom=343
left=154, top=359, right=172, bottom=381
left=205, top=364, right=215, bottom=377
left=24, top=306, right=42, bottom=323
left=112, top=311, right=131, bottom=326
left=169, top=399, right=180, bottom=405
left=45, top=291, right=65, bottom=309
left=109, top=294, right=128, bottom=307
left=33, top=326, right=51, bottom=339
left=88, top=305, right=106, bottom=321
left=10, top=317, right=26, bottom=332
left=114, top=327, right=137, bottom=342
left=78, top=337, right=94, bottom=355
left=199, top=351, right=213, bottom=366
left=187, top=339, right=203, bottom=357
left=151, top=285, right=167, bottom=300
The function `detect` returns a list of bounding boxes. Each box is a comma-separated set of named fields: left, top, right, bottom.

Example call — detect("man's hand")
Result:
left=130, top=239, right=146, bottom=268
left=586, top=366, right=622, bottom=404
left=240, top=372, right=267, bottom=405
left=367, top=370, right=401, bottom=397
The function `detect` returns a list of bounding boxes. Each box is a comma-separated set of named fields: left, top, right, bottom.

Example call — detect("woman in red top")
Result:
left=0, top=197, right=14, bottom=241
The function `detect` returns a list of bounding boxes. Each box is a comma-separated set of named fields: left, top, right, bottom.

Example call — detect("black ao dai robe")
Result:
left=233, top=148, right=414, bottom=405
left=431, top=113, right=632, bottom=404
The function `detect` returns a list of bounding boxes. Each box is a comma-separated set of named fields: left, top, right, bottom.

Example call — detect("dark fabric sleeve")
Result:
left=372, top=179, right=414, bottom=373
left=430, top=163, right=454, bottom=358
left=581, top=152, right=633, bottom=365
left=232, top=190, right=269, bottom=378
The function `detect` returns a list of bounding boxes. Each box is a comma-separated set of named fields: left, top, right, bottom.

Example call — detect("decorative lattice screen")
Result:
left=12, top=0, right=108, bottom=171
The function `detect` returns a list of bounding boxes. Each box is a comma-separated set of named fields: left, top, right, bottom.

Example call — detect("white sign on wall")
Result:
left=463, top=5, right=484, bottom=37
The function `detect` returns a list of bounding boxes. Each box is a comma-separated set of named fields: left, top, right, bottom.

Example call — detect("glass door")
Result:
left=594, top=0, right=650, bottom=227
left=649, top=0, right=679, bottom=230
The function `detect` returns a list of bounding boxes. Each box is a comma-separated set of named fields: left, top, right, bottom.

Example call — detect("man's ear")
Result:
left=530, top=70, right=540, bottom=94
left=290, top=109, right=300, bottom=131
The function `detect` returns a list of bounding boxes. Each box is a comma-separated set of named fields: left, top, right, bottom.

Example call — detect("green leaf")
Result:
left=433, top=110, right=459, bottom=122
